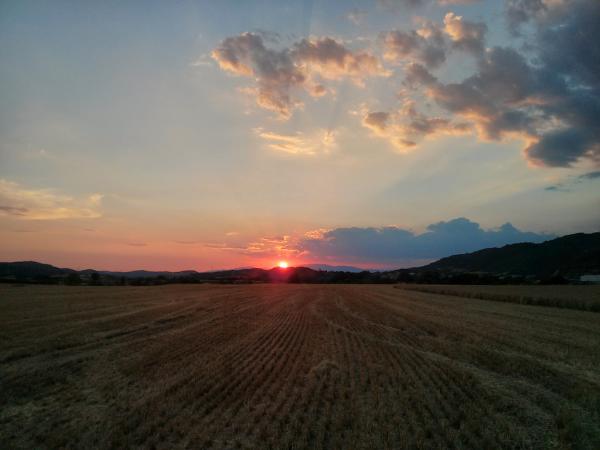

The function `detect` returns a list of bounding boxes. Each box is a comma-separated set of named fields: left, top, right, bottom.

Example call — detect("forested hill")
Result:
left=420, top=232, right=600, bottom=277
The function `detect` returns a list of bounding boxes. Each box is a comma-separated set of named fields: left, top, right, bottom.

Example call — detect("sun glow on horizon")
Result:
left=278, top=261, right=289, bottom=269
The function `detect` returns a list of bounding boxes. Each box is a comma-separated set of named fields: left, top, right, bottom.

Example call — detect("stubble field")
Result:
left=1, top=283, right=600, bottom=449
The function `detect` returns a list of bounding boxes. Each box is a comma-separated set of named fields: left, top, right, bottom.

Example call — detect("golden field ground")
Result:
left=1, top=284, right=600, bottom=449
left=395, top=284, right=600, bottom=312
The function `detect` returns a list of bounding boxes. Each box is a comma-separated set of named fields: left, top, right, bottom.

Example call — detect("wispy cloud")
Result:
left=0, top=179, right=102, bottom=220
left=346, top=9, right=368, bottom=26
left=545, top=171, right=600, bottom=192
left=255, top=128, right=337, bottom=155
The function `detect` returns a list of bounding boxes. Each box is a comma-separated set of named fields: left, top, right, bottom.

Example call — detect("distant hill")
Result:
left=305, top=264, right=369, bottom=272
left=96, top=269, right=199, bottom=279
left=0, top=261, right=75, bottom=281
left=1, top=232, right=598, bottom=284
left=419, top=232, right=600, bottom=277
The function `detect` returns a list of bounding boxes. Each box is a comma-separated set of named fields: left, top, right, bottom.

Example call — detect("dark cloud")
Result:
left=378, top=0, right=427, bottom=9
left=403, top=62, right=437, bottom=87
left=426, top=46, right=547, bottom=139
left=439, top=0, right=480, bottom=4
left=545, top=170, right=600, bottom=192
left=375, top=0, right=599, bottom=167
left=363, top=111, right=390, bottom=133
left=537, top=4, right=600, bottom=91
left=381, top=26, right=447, bottom=69
left=379, top=0, right=480, bottom=8
left=525, top=128, right=598, bottom=167
left=417, top=2, right=600, bottom=167
left=0, top=205, right=28, bottom=216
left=505, top=0, right=546, bottom=31
left=519, top=1, right=600, bottom=166
left=297, top=217, right=552, bottom=264
left=581, top=171, right=600, bottom=180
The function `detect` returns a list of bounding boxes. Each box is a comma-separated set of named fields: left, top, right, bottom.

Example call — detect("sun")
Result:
left=278, top=261, right=289, bottom=269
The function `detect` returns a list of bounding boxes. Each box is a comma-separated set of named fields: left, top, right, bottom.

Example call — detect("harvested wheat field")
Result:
left=396, top=284, right=600, bottom=312
left=1, top=284, right=600, bottom=449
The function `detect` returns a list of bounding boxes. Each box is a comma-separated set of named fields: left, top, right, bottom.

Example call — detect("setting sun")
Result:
left=278, top=261, right=288, bottom=269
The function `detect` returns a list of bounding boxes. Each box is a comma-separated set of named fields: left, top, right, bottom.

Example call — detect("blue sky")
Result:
left=0, top=0, right=598, bottom=270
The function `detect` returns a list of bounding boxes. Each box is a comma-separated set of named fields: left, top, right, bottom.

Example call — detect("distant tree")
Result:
left=90, top=272, right=100, bottom=285
left=65, top=273, right=82, bottom=285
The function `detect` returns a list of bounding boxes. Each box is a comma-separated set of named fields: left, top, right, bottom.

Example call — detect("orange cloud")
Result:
left=0, top=179, right=102, bottom=220
left=255, top=127, right=337, bottom=155
left=362, top=101, right=470, bottom=151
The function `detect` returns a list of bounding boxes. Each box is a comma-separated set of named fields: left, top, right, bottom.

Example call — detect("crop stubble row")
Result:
left=1, top=283, right=599, bottom=449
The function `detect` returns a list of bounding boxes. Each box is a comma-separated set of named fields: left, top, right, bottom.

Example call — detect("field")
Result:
left=1, top=284, right=600, bottom=449
left=395, top=284, right=600, bottom=312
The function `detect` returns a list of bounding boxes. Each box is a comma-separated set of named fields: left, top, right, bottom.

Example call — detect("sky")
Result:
left=0, top=0, right=599, bottom=271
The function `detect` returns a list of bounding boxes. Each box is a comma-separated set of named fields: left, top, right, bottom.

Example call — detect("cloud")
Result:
left=362, top=111, right=390, bottom=133
left=423, top=47, right=543, bottom=141
left=292, top=37, right=389, bottom=85
left=234, top=235, right=296, bottom=258
left=212, top=3, right=598, bottom=168
left=545, top=170, right=600, bottom=192
left=525, top=128, right=599, bottom=168
left=362, top=101, right=470, bottom=150
left=417, top=53, right=596, bottom=166
left=381, top=25, right=447, bottom=69
left=403, top=62, right=438, bottom=87
left=346, top=9, right=368, bottom=25
left=367, top=1, right=599, bottom=167
left=209, top=217, right=552, bottom=267
left=127, top=242, right=147, bottom=247
left=443, top=12, right=487, bottom=56
left=378, top=0, right=427, bottom=9
left=212, top=32, right=305, bottom=118
left=0, top=179, right=102, bottom=220
left=505, top=0, right=548, bottom=31
left=439, top=0, right=480, bottom=4
left=296, top=217, right=553, bottom=264
left=380, top=10, right=485, bottom=68
left=378, top=0, right=480, bottom=9
left=0, top=205, right=28, bottom=216
left=255, top=127, right=337, bottom=155
left=212, top=32, right=387, bottom=118
left=581, top=171, right=600, bottom=180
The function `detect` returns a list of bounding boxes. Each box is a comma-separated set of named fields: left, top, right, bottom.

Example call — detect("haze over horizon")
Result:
left=1, top=0, right=599, bottom=271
